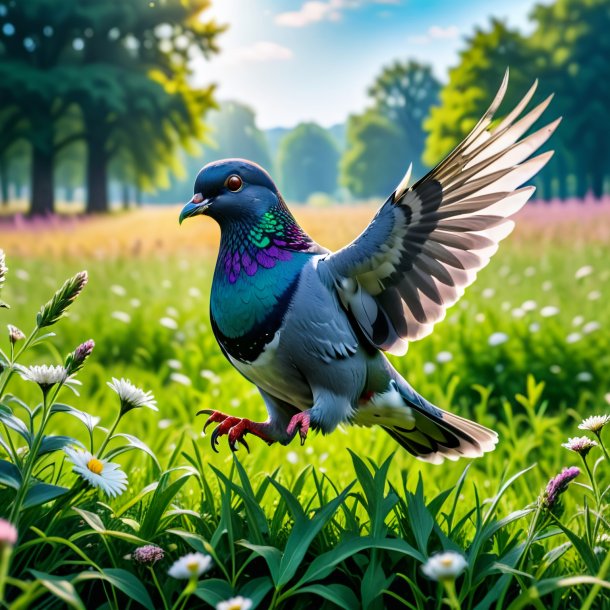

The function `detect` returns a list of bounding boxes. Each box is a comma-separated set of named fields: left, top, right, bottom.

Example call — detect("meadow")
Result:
left=0, top=200, right=608, bottom=609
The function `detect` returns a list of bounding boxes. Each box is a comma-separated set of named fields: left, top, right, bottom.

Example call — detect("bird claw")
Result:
left=286, top=411, right=310, bottom=446
left=197, top=410, right=267, bottom=453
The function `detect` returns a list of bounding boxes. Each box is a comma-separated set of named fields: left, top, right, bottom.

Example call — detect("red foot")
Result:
left=286, top=411, right=310, bottom=446
left=197, top=409, right=275, bottom=453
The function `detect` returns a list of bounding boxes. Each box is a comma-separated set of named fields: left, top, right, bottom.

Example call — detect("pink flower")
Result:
left=541, top=467, right=580, bottom=510
left=0, top=519, right=18, bottom=547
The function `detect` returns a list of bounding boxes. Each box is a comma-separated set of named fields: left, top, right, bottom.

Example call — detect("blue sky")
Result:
left=195, top=0, right=545, bottom=129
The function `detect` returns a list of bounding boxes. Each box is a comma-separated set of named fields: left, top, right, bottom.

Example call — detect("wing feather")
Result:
left=324, top=73, right=559, bottom=354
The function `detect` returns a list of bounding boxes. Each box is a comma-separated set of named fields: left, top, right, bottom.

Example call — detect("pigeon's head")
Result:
left=179, top=159, right=281, bottom=226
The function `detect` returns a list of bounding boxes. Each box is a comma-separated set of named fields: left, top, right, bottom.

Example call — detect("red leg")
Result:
left=197, top=409, right=277, bottom=453
left=286, top=411, right=310, bottom=446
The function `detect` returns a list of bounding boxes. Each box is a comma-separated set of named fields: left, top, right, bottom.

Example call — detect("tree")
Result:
left=340, top=111, right=409, bottom=198
left=368, top=60, right=440, bottom=176
left=423, top=20, right=536, bottom=168
left=530, top=0, right=610, bottom=199
left=205, top=101, right=273, bottom=170
left=0, top=0, right=223, bottom=214
left=277, top=123, right=340, bottom=202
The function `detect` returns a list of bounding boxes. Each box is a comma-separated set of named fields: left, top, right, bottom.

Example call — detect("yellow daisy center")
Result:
left=227, top=604, right=241, bottom=610
left=440, top=557, right=454, bottom=568
left=87, top=458, right=104, bottom=475
left=187, top=561, right=199, bottom=572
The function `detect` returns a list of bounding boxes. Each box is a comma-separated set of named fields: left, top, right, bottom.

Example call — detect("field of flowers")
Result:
left=0, top=201, right=608, bottom=609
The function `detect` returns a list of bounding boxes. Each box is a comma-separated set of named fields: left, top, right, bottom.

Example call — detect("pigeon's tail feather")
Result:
left=384, top=382, right=498, bottom=464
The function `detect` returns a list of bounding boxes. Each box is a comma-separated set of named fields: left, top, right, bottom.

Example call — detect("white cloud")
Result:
left=231, top=41, right=294, bottom=62
left=275, top=0, right=399, bottom=28
left=214, top=41, right=294, bottom=66
left=408, top=24, right=460, bottom=45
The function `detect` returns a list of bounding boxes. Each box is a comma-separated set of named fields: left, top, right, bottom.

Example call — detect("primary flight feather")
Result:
left=180, top=72, right=559, bottom=463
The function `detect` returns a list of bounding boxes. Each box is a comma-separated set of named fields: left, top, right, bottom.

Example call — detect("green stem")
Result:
left=170, top=576, right=198, bottom=610
left=0, top=325, right=40, bottom=400
left=97, top=411, right=122, bottom=458
left=595, top=432, right=610, bottom=462
left=581, top=454, right=601, bottom=542
left=441, top=578, right=461, bottom=610
left=0, top=545, right=13, bottom=606
left=149, top=566, right=170, bottom=610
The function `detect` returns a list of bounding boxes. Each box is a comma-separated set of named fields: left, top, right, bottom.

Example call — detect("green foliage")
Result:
left=277, top=123, right=340, bottom=202
left=0, top=231, right=608, bottom=607
left=340, top=110, right=409, bottom=198
left=341, top=61, right=440, bottom=199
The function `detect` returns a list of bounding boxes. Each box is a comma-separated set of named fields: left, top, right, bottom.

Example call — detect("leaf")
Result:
left=0, top=409, right=32, bottom=444
left=405, top=473, right=434, bottom=555
left=74, top=569, right=154, bottom=610
left=50, top=403, right=100, bottom=432
left=0, top=458, right=21, bottom=490
left=105, top=433, right=161, bottom=475
left=239, top=542, right=282, bottom=585
left=29, top=570, right=86, bottom=610
left=296, top=584, right=360, bottom=610
left=72, top=507, right=105, bottom=532
left=240, top=576, right=274, bottom=609
left=193, top=579, right=234, bottom=605
left=24, top=481, right=70, bottom=509
left=295, top=536, right=423, bottom=589
left=277, top=482, right=355, bottom=586
left=39, top=435, right=83, bottom=455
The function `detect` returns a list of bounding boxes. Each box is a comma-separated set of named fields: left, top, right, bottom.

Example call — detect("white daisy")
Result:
left=583, top=321, right=600, bottom=334
left=436, top=351, right=453, bottom=364
left=19, top=364, right=67, bottom=390
left=168, top=552, right=212, bottom=579
left=562, top=436, right=598, bottom=457
left=421, top=551, right=468, bottom=581
left=110, top=284, right=127, bottom=296
left=159, top=317, right=178, bottom=330
left=111, top=311, right=131, bottom=324
left=541, top=306, right=560, bottom=317
left=216, top=597, right=253, bottom=610
left=64, top=447, right=128, bottom=497
left=578, top=415, right=610, bottom=433
left=566, top=332, right=582, bottom=344
left=107, top=377, right=157, bottom=415
left=170, top=372, right=191, bottom=386
left=575, top=265, right=593, bottom=280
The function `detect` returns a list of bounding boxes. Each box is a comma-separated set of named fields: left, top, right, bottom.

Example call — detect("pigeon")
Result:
left=180, top=73, right=559, bottom=463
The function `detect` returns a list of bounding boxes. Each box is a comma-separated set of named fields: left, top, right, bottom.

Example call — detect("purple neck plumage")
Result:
left=217, top=203, right=318, bottom=284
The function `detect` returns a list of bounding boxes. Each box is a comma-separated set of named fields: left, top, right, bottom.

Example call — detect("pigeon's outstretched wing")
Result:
left=323, top=72, right=560, bottom=355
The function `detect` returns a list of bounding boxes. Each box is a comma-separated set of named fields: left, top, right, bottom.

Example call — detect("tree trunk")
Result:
left=85, top=123, right=109, bottom=214
left=591, top=169, right=604, bottom=201
left=122, top=183, right=131, bottom=210
left=30, top=146, right=55, bottom=216
left=0, top=157, right=8, bottom=206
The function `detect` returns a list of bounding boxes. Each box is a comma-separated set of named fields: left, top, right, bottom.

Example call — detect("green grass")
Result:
left=0, top=233, right=608, bottom=609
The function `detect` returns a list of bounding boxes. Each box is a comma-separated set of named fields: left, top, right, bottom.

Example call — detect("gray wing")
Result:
left=323, top=72, right=560, bottom=356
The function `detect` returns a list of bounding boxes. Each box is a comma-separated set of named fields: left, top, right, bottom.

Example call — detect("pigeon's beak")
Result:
left=179, top=196, right=211, bottom=224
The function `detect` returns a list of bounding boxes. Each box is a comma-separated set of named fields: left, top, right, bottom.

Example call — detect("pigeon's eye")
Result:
left=226, top=175, right=243, bottom=192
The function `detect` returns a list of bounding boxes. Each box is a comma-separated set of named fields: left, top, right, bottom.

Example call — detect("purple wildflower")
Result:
left=541, top=467, right=580, bottom=510
left=132, top=544, right=165, bottom=566
left=65, top=339, right=95, bottom=375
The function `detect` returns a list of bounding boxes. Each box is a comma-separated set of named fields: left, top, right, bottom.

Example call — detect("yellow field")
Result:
left=0, top=201, right=608, bottom=259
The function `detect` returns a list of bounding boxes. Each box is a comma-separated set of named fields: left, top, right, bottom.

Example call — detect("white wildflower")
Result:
left=542, top=281, right=553, bottom=291
left=562, top=436, right=598, bottom=456
left=64, top=447, right=128, bottom=497
left=511, top=308, right=525, bottom=318
left=107, top=377, right=157, bottom=414
left=20, top=364, right=67, bottom=390
left=540, top=306, right=559, bottom=317
left=421, top=551, right=467, bottom=581
left=130, top=298, right=141, bottom=308
left=436, top=351, right=453, bottom=364
left=529, top=323, right=540, bottom=333
left=482, top=288, right=495, bottom=299
left=575, top=265, right=593, bottom=279
left=188, top=287, right=202, bottom=298
left=550, top=365, right=562, bottom=374
left=521, top=300, right=537, bottom=312
left=572, top=315, right=584, bottom=327
left=423, top=362, right=436, bottom=375
left=566, top=332, right=582, bottom=344
left=488, top=332, right=508, bottom=346
left=583, top=321, right=600, bottom=334
left=216, top=597, right=253, bottom=610
left=110, top=284, right=127, bottom=296
left=576, top=372, right=593, bottom=382
left=588, top=290, right=601, bottom=301
left=111, top=311, right=131, bottom=324
left=578, top=415, right=610, bottom=433
left=170, top=372, right=191, bottom=386
left=168, top=552, right=212, bottom=579
left=524, top=266, right=536, bottom=277
left=286, top=451, right=299, bottom=465
left=166, top=359, right=182, bottom=370
left=159, top=317, right=178, bottom=330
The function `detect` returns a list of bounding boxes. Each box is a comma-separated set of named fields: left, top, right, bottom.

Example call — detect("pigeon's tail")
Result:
left=384, top=379, right=498, bottom=464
